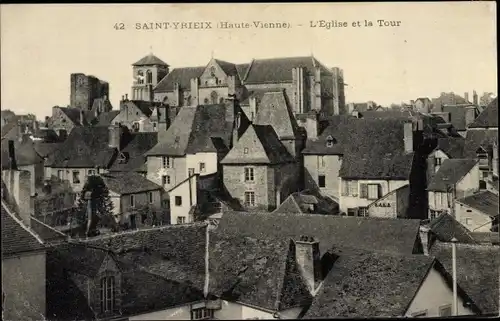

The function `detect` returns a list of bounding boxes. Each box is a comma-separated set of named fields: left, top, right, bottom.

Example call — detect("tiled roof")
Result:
left=240, top=88, right=277, bottom=105
left=30, top=217, right=68, bottom=243
left=340, top=151, right=414, bottom=180
left=428, top=213, right=476, bottom=244
left=59, top=107, right=86, bottom=125
left=442, top=105, right=478, bottom=131
left=463, top=130, right=498, bottom=158
left=469, top=98, right=498, bottom=128
left=243, top=56, right=332, bottom=84
left=33, top=142, right=62, bottom=158
left=273, top=191, right=339, bottom=215
left=101, top=172, right=162, bottom=195
left=124, top=100, right=156, bottom=118
left=427, top=159, right=478, bottom=191
left=457, top=191, right=499, bottom=218
left=235, top=63, right=250, bottom=81
left=109, top=132, right=158, bottom=172
left=213, top=59, right=239, bottom=76
left=154, top=66, right=205, bottom=92
left=1, top=201, right=45, bottom=257
left=95, top=110, right=120, bottom=127
left=434, top=136, right=466, bottom=158
left=254, top=90, right=298, bottom=139
left=210, top=234, right=312, bottom=311
left=132, top=53, right=168, bottom=66
left=45, top=126, right=130, bottom=168
left=431, top=241, right=500, bottom=314
left=217, top=211, right=422, bottom=255
left=146, top=104, right=237, bottom=156
left=220, top=125, right=295, bottom=165
left=1, top=119, right=18, bottom=138
left=305, top=247, right=435, bottom=317
left=1, top=139, right=44, bottom=169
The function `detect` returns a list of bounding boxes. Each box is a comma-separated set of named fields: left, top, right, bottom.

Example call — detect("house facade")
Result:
left=454, top=191, right=498, bottom=232
left=427, top=159, right=480, bottom=219
left=366, top=184, right=411, bottom=218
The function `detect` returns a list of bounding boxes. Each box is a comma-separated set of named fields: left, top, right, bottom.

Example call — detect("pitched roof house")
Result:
left=108, top=132, right=158, bottom=174
left=273, top=191, right=339, bottom=215
left=468, top=98, right=498, bottom=129
left=455, top=190, right=499, bottom=232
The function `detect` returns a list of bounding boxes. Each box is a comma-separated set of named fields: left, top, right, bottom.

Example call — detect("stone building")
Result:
left=70, top=73, right=110, bottom=111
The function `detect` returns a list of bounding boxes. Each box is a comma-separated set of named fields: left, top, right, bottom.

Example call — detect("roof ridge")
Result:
left=1, top=200, right=45, bottom=245
left=30, top=216, right=68, bottom=237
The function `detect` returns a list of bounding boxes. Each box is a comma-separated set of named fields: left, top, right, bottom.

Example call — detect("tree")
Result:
left=75, top=175, right=117, bottom=235
left=479, top=92, right=495, bottom=107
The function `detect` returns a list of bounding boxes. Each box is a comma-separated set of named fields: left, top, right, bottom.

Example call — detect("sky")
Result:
left=1, top=2, right=497, bottom=120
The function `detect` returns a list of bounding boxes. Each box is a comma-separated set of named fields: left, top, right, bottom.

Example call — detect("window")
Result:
left=100, top=276, right=115, bottom=313
left=191, top=307, right=214, bottom=320
left=434, top=157, right=442, bottom=166
left=244, top=191, right=256, bottom=207
left=162, top=156, right=171, bottom=168
left=137, top=70, right=144, bottom=84
left=347, top=208, right=357, bottom=217
left=162, top=175, right=170, bottom=185
left=132, top=122, right=140, bottom=132
left=350, top=181, right=359, bottom=196
left=358, top=207, right=368, bottom=217
left=244, top=167, right=255, bottom=182
left=367, top=184, right=379, bottom=200
left=148, top=191, right=154, bottom=204
left=430, top=210, right=438, bottom=220
left=439, top=305, right=452, bottom=317
left=199, top=162, right=206, bottom=173
left=188, top=168, right=195, bottom=176
left=153, top=122, right=157, bottom=131
left=146, top=70, right=153, bottom=84
left=57, top=170, right=64, bottom=179
left=326, top=135, right=336, bottom=147
left=72, top=171, right=81, bottom=184
left=177, top=216, right=186, bottom=224
left=244, top=147, right=249, bottom=154
left=88, top=169, right=96, bottom=176
left=318, top=175, right=326, bottom=188
left=318, top=155, right=326, bottom=168
left=411, top=310, right=427, bottom=317
left=210, top=91, right=218, bottom=104
left=130, top=194, right=135, bottom=208
left=175, top=196, right=182, bottom=206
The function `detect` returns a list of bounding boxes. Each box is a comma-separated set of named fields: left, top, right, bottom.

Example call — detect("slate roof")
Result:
left=442, top=105, right=478, bottom=131
left=0, top=119, right=18, bottom=138
left=146, top=104, right=237, bottom=156
left=154, top=66, right=205, bottom=92
left=434, top=136, right=466, bottom=158
left=213, top=59, right=239, bottom=76
left=1, top=201, right=45, bottom=258
left=95, top=110, right=120, bottom=127
left=273, top=191, right=339, bottom=215
left=254, top=90, right=298, bottom=139
left=217, top=211, right=422, bottom=255
left=101, top=172, right=162, bottom=195
left=463, top=129, right=498, bottom=158
left=428, top=213, right=476, bottom=244
left=243, top=56, right=332, bottom=84
left=457, top=191, right=499, bottom=217
left=220, top=125, right=295, bottom=165
left=235, top=63, right=250, bottom=81
left=59, top=107, right=86, bottom=125
left=469, top=98, right=498, bottom=128
left=33, top=142, right=62, bottom=158
left=240, top=88, right=277, bottom=105
left=132, top=53, right=169, bottom=66
left=30, top=217, right=68, bottom=243
left=427, top=159, right=478, bottom=191
left=431, top=93, right=469, bottom=111
left=1, top=139, right=44, bottom=169
left=305, top=247, right=436, bottom=318
left=210, top=234, right=312, bottom=311
left=109, top=132, right=158, bottom=172
left=431, top=241, right=500, bottom=314
left=45, top=126, right=129, bottom=168
left=124, top=100, right=156, bottom=118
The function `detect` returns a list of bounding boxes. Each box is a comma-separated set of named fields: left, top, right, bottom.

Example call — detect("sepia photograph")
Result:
left=1, top=2, right=498, bottom=320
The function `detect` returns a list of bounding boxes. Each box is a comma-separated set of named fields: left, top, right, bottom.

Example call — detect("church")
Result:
left=130, top=53, right=347, bottom=121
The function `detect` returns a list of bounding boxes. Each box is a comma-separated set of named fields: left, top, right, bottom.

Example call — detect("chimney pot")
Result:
left=295, top=235, right=322, bottom=293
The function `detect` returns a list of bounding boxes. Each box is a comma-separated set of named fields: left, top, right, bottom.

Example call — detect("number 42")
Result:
left=114, top=23, right=125, bottom=30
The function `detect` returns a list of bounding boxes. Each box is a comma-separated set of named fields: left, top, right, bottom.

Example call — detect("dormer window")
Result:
left=100, top=276, right=115, bottom=314
left=118, top=152, right=129, bottom=164
left=326, top=135, right=336, bottom=147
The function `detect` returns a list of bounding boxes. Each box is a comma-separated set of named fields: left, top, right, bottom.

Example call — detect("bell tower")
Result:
left=131, top=52, right=169, bottom=102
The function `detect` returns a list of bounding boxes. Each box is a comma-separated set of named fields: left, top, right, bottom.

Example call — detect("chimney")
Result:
left=125, top=93, right=129, bottom=101
left=232, top=112, right=241, bottom=148
left=228, top=75, right=236, bottom=97
left=403, top=122, right=413, bottom=153
left=225, top=96, right=236, bottom=124
left=465, top=106, right=476, bottom=128
left=190, top=78, right=199, bottom=106
left=419, top=225, right=431, bottom=256
left=79, top=110, right=85, bottom=126
left=473, top=90, right=478, bottom=105
left=295, top=235, right=322, bottom=293
left=464, top=92, right=469, bottom=102
left=84, top=191, right=93, bottom=237
left=17, top=170, right=34, bottom=227
left=249, top=96, right=257, bottom=122
left=8, top=140, right=17, bottom=170
left=108, top=124, right=122, bottom=149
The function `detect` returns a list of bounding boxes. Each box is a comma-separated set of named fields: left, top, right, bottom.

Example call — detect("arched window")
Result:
left=146, top=70, right=153, bottom=84
left=326, top=135, right=336, bottom=147
left=210, top=66, right=216, bottom=77
left=100, top=276, right=115, bottom=313
left=210, top=91, right=218, bottom=104
left=132, top=122, right=140, bottom=132
left=204, top=98, right=209, bottom=104
left=137, top=70, right=144, bottom=84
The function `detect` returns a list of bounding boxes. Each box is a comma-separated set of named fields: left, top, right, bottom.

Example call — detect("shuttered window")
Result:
left=350, top=181, right=358, bottom=196
left=360, top=184, right=368, bottom=198
left=367, top=184, right=379, bottom=200
left=341, top=180, right=349, bottom=196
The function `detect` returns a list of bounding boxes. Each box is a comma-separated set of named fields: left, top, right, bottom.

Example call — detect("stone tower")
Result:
left=131, top=53, right=169, bottom=102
